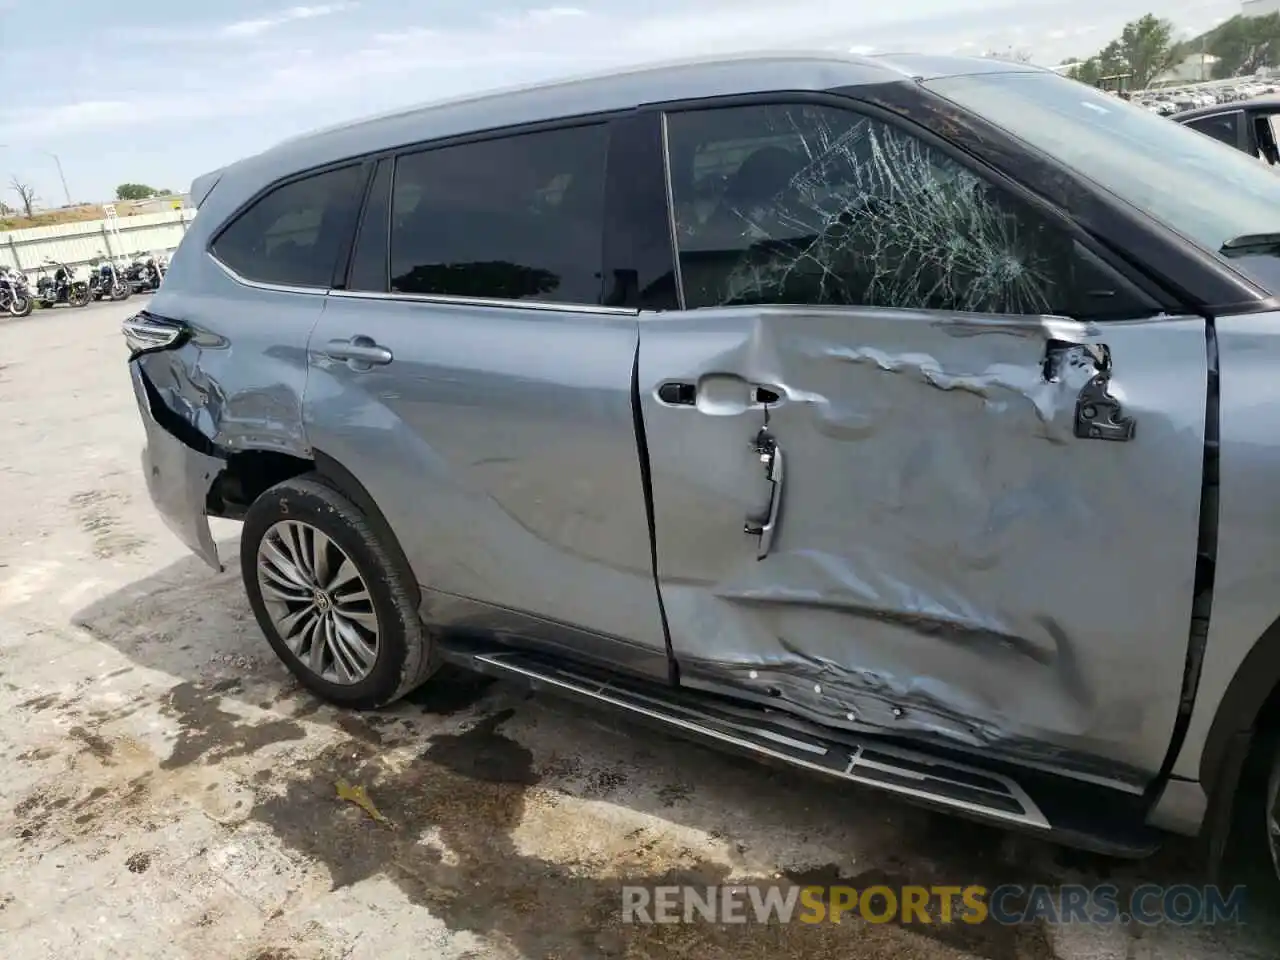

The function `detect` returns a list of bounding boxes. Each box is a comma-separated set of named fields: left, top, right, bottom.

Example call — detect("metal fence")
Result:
left=0, top=209, right=196, bottom=280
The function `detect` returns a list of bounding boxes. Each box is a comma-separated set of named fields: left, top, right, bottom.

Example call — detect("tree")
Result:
left=115, top=183, right=158, bottom=201
left=1195, top=13, right=1280, bottom=78
left=1118, top=14, right=1177, bottom=87
left=10, top=177, right=36, bottom=218
left=1065, top=57, right=1104, bottom=85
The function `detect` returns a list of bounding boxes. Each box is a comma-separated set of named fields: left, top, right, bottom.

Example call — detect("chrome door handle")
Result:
left=744, top=427, right=785, bottom=560
left=324, top=336, right=392, bottom=367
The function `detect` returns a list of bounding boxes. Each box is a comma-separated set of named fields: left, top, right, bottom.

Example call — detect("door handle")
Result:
left=324, top=336, right=393, bottom=368
left=657, top=381, right=697, bottom=405
left=744, top=427, right=785, bottom=560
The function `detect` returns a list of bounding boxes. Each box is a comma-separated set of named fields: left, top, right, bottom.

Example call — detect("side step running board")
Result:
left=468, top=650, right=1049, bottom=832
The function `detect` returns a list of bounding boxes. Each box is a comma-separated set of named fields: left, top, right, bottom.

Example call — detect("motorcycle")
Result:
left=86, top=253, right=133, bottom=302
left=125, top=251, right=167, bottom=293
left=0, top=266, right=33, bottom=318
left=33, top=259, right=91, bottom=309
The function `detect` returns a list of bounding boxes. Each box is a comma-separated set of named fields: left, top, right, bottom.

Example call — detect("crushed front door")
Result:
left=637, top=100, right=1209, bottom=789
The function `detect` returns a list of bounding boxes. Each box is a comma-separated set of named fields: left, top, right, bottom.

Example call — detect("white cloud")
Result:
left=221, top=3, right=354, bottom=39
left=0, top=0, right=1243, bottom=146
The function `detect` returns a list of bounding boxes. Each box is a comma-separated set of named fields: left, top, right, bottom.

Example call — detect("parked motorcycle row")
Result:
left=0, top=251, right=168, bottom=318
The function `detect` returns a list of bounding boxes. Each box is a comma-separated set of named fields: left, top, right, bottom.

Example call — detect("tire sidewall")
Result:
left=240, top=477, right=425, bottom=708
left=1267, top=739, right=1280, bottom=882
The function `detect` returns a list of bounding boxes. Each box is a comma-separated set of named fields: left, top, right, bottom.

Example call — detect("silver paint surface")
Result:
left=304, top=294, right=668, bottom=662
left=1173, top=308, right=1280, bottom=782
left=140, top=196, right=318, bottom=461
left=638, top=306, right=1207, bottom=786
left=128, top=362, right=224, bottom=571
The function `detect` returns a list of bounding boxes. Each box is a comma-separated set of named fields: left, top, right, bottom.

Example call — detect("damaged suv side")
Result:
left=125, top=52, right=1280, bottom=879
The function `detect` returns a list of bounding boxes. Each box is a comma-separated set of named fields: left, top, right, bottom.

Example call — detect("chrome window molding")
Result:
left=210, top=255, right=330, bottom=296
left=659, top=112, right=687, bottom=311
left=328, top=287, right=640, bottom=316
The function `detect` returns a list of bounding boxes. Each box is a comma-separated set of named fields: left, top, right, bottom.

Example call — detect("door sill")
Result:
left=437, top=639, right=1165, bottom=858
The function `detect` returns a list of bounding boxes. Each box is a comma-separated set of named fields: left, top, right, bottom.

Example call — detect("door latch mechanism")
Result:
left=744, top=426, right=785, bottom=560
left=1044, top=340, right=1135, bottom=442
left=1074, top=373, right=1135, bottom=442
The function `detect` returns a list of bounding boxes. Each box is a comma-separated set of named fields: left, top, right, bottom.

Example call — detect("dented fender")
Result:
left=129, top=361, right=225, bottom=571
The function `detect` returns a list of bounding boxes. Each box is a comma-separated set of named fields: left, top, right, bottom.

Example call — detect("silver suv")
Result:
left=125, top=52, right=1280, bottom=882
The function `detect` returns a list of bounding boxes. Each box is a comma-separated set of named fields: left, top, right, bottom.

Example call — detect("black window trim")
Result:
left=335, top=156, right=389, bottom=293
left=639, top=87, right=1180, bottom=321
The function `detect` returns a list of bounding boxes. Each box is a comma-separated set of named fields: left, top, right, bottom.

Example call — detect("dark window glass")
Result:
left=390, top=124, right=607, bottom=304
left=664, top=103, right=1143, bottom=318
left=346, top=158, right=392, bottom=291
left=211, top=164, right=365, bottom=288
left=1185, top=113, right=1240, bottom=147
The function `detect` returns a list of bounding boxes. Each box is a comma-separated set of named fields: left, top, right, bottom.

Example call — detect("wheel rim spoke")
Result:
left=257, top=518, right=381, bottom=686
left=332, top=615, right=378, bottom=670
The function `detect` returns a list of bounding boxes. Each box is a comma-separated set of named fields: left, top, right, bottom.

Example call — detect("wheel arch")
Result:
left=1197, top=614, right=1280, bottom=870
left=310, top=448, right=422, bottom=608
left=1201, top=616, right=1280, bottom=788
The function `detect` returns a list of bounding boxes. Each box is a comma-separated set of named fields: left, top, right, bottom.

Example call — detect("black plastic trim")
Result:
left=332, top=159, right=379, bottom=290
left=602, top=111, right=680, bottom=310
left=343, top=157, right=393, bottom=293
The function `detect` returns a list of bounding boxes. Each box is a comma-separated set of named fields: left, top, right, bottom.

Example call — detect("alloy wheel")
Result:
left=256, top=519, right=380, bottom=685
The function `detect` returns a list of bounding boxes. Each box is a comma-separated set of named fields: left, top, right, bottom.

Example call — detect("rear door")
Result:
left=305, top=121, right=670, bottom=676
left=637, top=98, right=1209, bottom=788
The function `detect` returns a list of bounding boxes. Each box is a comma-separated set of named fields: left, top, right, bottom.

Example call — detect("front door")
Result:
left=638, top=99, right=1209, bottom=788
left=305, top=123, right=669, bottom=677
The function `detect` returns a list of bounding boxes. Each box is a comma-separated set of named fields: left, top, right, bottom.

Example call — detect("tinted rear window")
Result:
left=211, top=164, right=365, bottom=288
left=389, top=124, right=607, bottom=304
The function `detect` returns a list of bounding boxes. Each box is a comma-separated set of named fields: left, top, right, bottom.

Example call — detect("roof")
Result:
left=1172, top=96, right=1280, bottom=121
left=195, top=50, right=1042, bottom=219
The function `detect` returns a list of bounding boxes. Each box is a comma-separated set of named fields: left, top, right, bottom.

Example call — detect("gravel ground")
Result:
left=0, top=299, right=1277, bottom=959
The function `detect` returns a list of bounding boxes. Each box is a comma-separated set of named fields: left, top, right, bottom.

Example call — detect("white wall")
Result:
left=0, top=209, right=196, bottom=281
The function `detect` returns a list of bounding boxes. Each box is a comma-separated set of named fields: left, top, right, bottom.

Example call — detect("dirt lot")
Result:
left=1, top=299, right=1277, bottom=959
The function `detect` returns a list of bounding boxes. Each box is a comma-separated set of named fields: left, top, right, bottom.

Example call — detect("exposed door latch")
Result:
left=744, top=426, right=785, bottom=560
left=1075, top=372, right=1135, bottom=442
left=1043, top=340, right=1135, bottom=442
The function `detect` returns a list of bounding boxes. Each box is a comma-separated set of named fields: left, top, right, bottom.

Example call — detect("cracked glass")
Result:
left=664, top=103, right=1109, bottom=317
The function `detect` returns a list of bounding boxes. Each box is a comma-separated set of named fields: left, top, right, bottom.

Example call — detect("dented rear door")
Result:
left=638, top=99, right=1209, bottom=788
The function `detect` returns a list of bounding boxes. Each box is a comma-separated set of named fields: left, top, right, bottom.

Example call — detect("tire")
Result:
left=240, top=474, right=438, bottom=709
left=109, top=281, right=131, bottom=301
left=1266, top=738, right=1280, bottom=883
left=69, top=284, right=90, bottom=308
left=8, top=295, right=32, bottom=317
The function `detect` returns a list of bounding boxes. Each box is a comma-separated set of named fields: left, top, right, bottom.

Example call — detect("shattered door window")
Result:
left=665, top=104, right=1078, bottom=315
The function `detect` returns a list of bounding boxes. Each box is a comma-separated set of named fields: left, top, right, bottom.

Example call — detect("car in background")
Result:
left=1173, top=96, right=1280, bottom=165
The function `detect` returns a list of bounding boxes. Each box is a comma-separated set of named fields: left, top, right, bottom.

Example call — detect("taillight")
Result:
left=122, top=311, right=187, bottom=357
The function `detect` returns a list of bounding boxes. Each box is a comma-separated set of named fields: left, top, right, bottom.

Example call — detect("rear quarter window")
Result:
left=211, top=164, right=367, bottom=288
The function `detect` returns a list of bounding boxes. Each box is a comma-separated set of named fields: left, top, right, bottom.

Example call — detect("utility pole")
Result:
left=44, top=152, right=71, bottom=206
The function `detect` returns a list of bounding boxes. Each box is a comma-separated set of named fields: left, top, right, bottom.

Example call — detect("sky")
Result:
left=0, top=0, right=1249, bottom=206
